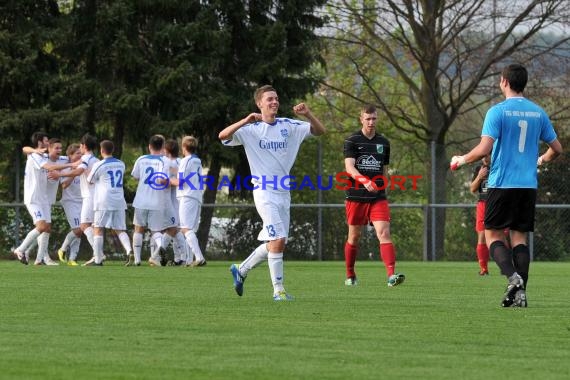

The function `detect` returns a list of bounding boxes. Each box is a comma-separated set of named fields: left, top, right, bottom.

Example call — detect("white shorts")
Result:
left=133, top=208, right=174, bottom=231
left=170, top=197, right=180, bottom=226
left=80, top=197, right=94, bottom=224
left=253, top=189, right=290, bottom=241
left=178, top=197, right=201, bottom=231
left=26, top=203, right=51, bottom=224
left=61, top=200, right=82, bottom=229
left=93, top=210, right=127, bottom=230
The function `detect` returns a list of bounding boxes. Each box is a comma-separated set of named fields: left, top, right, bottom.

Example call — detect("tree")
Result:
left=320, top=0, right=570, bottom=258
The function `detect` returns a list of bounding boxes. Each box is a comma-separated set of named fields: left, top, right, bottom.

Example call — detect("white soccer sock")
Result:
left=37, top=232, right=50, bottom=264
left=268, top=252, right=285, bottom=294
left=240, top=243, right=269, bottom=277
left=93, top=235, right=104, bottom=264
left=24, top=239, right=37, bottom=259
left=172, top=232, right=185, bottom=262
left=17, top=228, right=41, bottom=253
left=183, top=241, right=192, bottom=264
left=83, top=226, right=95, bottom=248
left=151, top=232, right=163, bottom=258
left=117, top=231, right=132, bottom=254
left=184, top=230, right=203, bottom=262
left=69, top=236, right=81, bottom=261
left=133, top=232, right=143, bottom=263
left=60, top=231, right=76, bottom=251
left=161, top=233, right=173, bottom=251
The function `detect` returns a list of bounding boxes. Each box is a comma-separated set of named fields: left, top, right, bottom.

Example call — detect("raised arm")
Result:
left=293, top=103, right=325, bottom=136
left=218, top=113, right=260, bottom=141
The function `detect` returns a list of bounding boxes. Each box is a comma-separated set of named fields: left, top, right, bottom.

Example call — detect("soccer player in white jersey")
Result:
left=162, top=139, right=192, bottom=266
left=86, top=140, right=132, bottom=265
left=57, top=144, right=84, bottom=266
left=219, top=85, right=325, bottom=300
left=130, top=135, right=174, bottom=266
left=451, top=64, right=563, bottom=307
left=171, top=136, right=206, bottom=267
left=13, top=133, right=75, bottom=265
left=54, top=134, right=100, bottom=262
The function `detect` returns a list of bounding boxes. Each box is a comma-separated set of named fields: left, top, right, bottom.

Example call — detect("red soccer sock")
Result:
left=476, top=243, right=489, bottom=272
left=380, top=242, right=396, bottom=277
left=344, top=242, right=358, bottom=278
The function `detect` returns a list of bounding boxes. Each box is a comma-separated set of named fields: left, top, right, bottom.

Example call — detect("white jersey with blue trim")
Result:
left=23, top=152, right=49, bottom=205
left=131, top=154, right=170, bottom=210
left=60, top=165, right=81, bottom=203
left=88, top=157, right=127, bottom=211
left=222, top=117, right=312, bottom=191
left=46, top=156, right=69, bottom=205
left=164, top=156, right=180, bottom=205
left=177, top=154, right=203, bottom=202
left=482, top=97, right=557, bottom=189
left=78, top=153, right=99, bottom=199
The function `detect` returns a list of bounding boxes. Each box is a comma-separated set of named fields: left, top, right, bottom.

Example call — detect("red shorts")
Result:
left=345, top=199, right=390, bottom=225
left=476, top=200, right=486, bottom=232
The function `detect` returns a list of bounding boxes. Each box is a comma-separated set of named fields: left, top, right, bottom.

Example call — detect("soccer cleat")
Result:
left=344, top=277, right=358, bottom=286
left=44, top=258, right=59, bottom=266
left=67, top=260, right=78, bottom=266
left=501, top=273, right=525, bottom=307
left=273, top=291, right=294, bottom=301
left=230, top=264, right=245, bottom=296
left=512, top=289, right=528, bottom=307
left=124, top=253, right=135, bottom=267
left=190, top=259, right=207, bottom=267
left=34, top=261, right=46, bottom=266
left=83, top=261, right=103, bottom=266
left=170, top=260, right=184, bottom=266
left=148, top=257, right=162, bottom=267
left=479, top=270, right=489, bottom=276
left=57, top=249, right=67, bottom=263
left=387, top=273, right=405, bottom=287
left=13, top=250, right=28, bottom=265
left=83, top=257, right=94, bottom=265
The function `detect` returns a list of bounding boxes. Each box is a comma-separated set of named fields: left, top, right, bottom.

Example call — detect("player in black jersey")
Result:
left=342, top=105, right=405, bottom=287
left=470, top=155, right=491, bottom=275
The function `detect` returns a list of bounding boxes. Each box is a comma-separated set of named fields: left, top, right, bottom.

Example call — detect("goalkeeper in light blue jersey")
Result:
left=450, top=64, right=563, bottom=308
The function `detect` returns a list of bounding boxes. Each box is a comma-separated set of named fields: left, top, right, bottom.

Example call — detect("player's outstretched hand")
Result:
left=450, top=155, right=466, bottom=171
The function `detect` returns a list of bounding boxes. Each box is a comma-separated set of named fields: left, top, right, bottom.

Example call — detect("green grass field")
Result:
left=1, top=260, right=569, bottom=379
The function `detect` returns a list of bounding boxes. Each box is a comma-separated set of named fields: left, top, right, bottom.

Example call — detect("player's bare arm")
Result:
left=22, top=146, right=47, bottom=155
left=293, top=103, right=326, bottom=136
left=344, top=157, right=377, bottom=193
left=52, top=166, right=84, bottom=179
left=450, top=137, right=494, bottom=170
left=469, top=166, right=488, bottom=193
left=218, top=113, right=261, bottom=140
left=538, top=139, right=563, bottom=165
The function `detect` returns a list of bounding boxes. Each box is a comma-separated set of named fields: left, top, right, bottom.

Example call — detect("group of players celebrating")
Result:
left=12, top=132, right=206, bottom=268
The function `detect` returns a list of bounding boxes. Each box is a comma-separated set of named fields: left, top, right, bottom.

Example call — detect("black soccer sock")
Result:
left=512, top=244, right=530, bottom=288
left=490, top=241, right=516, bottom=278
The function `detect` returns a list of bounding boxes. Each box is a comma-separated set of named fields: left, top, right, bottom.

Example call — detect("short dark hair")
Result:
left=81, top=133, right=98, bottom=151
left=502, top=64, right=528, bottom=93
left=48, top=138, right=61, bottom=146
left=254, top=85, right=277, bottom=104
left=31, top=131, right=48, bottom=148
left=149, top=134, right=165, bottom=151
left=165, top=139, right=179, bottom=158
left=361, top=104, right=377, bottom=115
left=100, top=140, right=114, bottom=155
